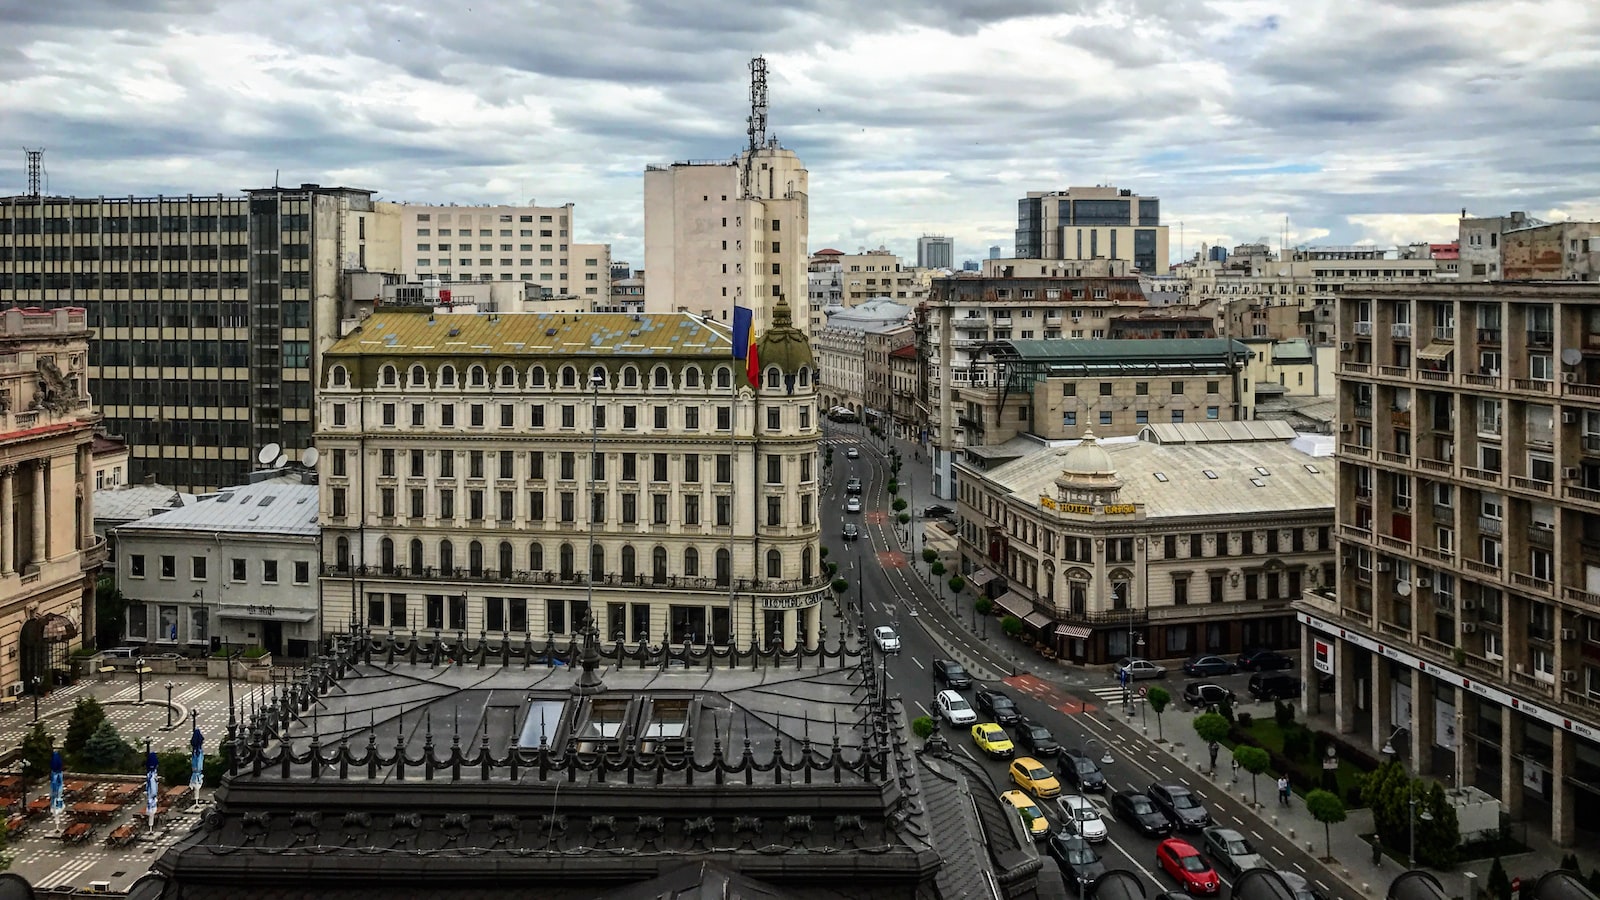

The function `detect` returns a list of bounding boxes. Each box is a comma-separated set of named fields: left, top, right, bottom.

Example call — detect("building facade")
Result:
left=1014, top=186, right=1170, bottom=275
left=917, top=235, right=955, bottom=270
left=1304, top=281, right=1600, bottom=847
left=0, top=185, right=384, bottom=491
left=863, top=323, right=915, bottom=433
left=316, top=304, right=826, bottom=650
left=956, top=426, right=1334, bottom=665
left=889, top=344, right=922, bottom=442
left=642, top=144, right=810, bottom=335
left=387, top=202, right=611, bottom=298
left=113, top=472, right=321, bottom=657
left=814, top=299, right=911, bottom=419
left=91, top=432, right=130, bottom=490
left=0, top=307, right=103, bottom=694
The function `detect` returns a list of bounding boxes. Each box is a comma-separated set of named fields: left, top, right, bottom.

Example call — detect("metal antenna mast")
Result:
left=743, top=56, right=767, bottom=198
left=25, top=149, right=43, bottom=199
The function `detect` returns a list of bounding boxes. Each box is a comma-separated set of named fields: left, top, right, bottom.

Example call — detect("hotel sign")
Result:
left=761, top=590, right=827, bottom=611
left=1039, top=497, right=1137, bottom=516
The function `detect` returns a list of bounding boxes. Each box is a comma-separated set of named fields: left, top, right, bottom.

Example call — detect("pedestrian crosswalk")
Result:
left=1088, top=685, right=1141, bottom=703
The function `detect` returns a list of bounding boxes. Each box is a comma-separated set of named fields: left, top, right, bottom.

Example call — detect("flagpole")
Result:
left=728, top=301, right=744, bottom=649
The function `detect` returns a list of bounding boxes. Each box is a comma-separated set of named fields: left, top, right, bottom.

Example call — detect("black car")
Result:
left=1014, top=718, right=1061, bottom=757
left=933, top=658, right=972, bottom=690
left=1182, top=682, right=1236, bottom=709
left=845, top=477, right=863, bottom=494
left=1182, top=655, right=1236, bottom=677
left=1147, top=782, right=1210, bottom=831
left=1237, top=648, right=1294, bottom=671
left=924, top=504, right=955, bottom=518
left=842, top=523, right=860, bottom=542
left=1110, top=790, right=1172, bottom=838
left=1248, top=672, right=1302, bottom=701
left=975, top=687, right=1022, bottom=725
left=1058, top=749, right=1107, bottom=792
left=1047, top=834, right=1107, bottom=894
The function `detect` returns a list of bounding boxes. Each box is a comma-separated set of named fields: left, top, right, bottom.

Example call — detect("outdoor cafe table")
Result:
left=70, top=802, right=121, bottom=821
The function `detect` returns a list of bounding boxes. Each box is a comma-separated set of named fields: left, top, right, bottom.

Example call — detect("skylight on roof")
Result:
left=1250, top=478, right=1267, bottom=487
left=1153, top=473, right=1169, bottom=483
left=1202, top=470, right=1218, bottom=479
left=216, top=495, right=232, bottom=503
left=258, top=496, right=276, bottom=507
left=1304, top=464, right=1320, bottom=474
left=1255, top=467, right=1270, bottom=476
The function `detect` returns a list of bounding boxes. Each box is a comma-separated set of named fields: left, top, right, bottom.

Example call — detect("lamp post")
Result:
left=193, top=588, right=206, bottom=653
left=30, top=676, right=40, bottom=723
left=1382, top=727, right=1432, bottom=869
left=137, top=657, right=146, bottom=703
left=165, top=681, right=174, bottom=728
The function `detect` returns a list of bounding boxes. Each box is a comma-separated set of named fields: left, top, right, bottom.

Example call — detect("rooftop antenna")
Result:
left=24, top=149, right=43, bottom=199
left=742, top=55, right=768, bottom=199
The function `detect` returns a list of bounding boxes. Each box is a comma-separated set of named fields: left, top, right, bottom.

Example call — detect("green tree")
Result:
left=887, top=481, right=899, bottom=495
left=930, top=561, right=946, bottom=578
left=1000, top=616, right=1023, bottom=637
left=79, top=720, right=135, bottom=772
left=1487, top=858, right=1512, bottom=900
left=820, top=546, right=830, bottom=560
left=947, top=575, right=966, bottom=594
left=922, top=548, right=938, bottom=565
left=974, top=598, right=993, bottom=616
left=1192, top=711, right=1231, bottom=746
left=157, top=750, right=192, bottom=789
left=911, top=716, right=935, bottom=739
left=1216, top=693, right=1235, bottom=724
left=897, top=512, right=911, bottom=526
left=20, top=721, right=54, bottom=780
left=1304, top=789, right=1346, bottom=861
left=1360, top=761, right=1411, bottom=853
left=64, top=695, right=107, bottom=760
left=892, top=498, right=908, bottom=513
left=95, top=576, right=127, bottom=651
left=1233, top=745, right=1270, bottom=807
left=831, top=578, right=848, bottom=596
left=1416, top=781, right=1460, bottom=868
left=1146, top=686, right=1171, bottom=741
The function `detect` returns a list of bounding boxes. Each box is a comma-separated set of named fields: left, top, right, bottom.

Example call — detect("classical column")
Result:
left=1301, top=623, right=1322, bottom=717
left=77, top=445, right=92, bottom=550
left=1334, top=638, right=1358, bottom=735
left=804, top=603, right=820, bottom=652
left=0, top=466, right=13, bottom=575
left=1552, top=727, right=1575, bottom=847
left=1410, top=673, right=1435, bottom=775
left=1372, top=654, right=1393, bottom=757
left=1499, top=715, right=1525, bottom=819
left=782, top=608, right=798, bottom=652
left=30, top=458, right=46, bottom=564
left=1454, top=693, right=1476, bottom=790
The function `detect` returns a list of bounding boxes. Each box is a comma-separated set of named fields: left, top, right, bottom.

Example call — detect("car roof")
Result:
left=936, top=689, right=964, bottom=702
left=1205, top=826, right=1243, bottom=840
left=1161, top=837, right=1200, bottom=852
left=874, top=624, right=894, bottom=633
left=1153, top=782, right=1189, bottom=793
left=1000, top=790, right=1034, bottom=806
left=1064, top=795, right=1095, bottom=808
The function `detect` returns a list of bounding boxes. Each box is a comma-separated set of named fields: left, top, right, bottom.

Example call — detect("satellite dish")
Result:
left=1561, top=348, right=1582, bottom=366
left=272, top=454, right=289, bottom=469
left=301, top=447, right=320, bottom=468
left=1395, top=581, right=1412, bottom=597
left=257, top=443, right=281, bottom=466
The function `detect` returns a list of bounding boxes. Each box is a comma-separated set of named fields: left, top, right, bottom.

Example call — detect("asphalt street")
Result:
left=822, top=429, right=1355, bottom=900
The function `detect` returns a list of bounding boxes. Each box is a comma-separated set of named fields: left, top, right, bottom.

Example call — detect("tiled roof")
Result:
left=328, top=311, right=734, bottom=358
left=889, top=344, right=918, bottom=360
left=116, top=475, right=319, bottom=537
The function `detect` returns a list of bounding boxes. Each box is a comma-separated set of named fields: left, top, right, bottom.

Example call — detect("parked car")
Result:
left=974, top=687, right=1022, bottom=725
left=845, top=497, right=863, bottom=513
left=1201, top=826, right=1266, bottom=877
left=1058, top=749, right=1107, bottom=792
left=1114, top=657, right=1168, bottom=680
left=935, top=690, right=976, bottom=726
left=841, top=523, right=860, bottom=542
left=1147, top=782, right=1210, bottom=831
left=923, top=504, right=955, bottom=518
left=1048, top=834, right=1107, bottom=894
left=845, top=477, right=863, bottom=494
left=1009, top=757, right=1061, bottom=799
left=872, top=625, right=900, bottom=654
left=933, top=658, right=972, bottom=689
left=1237, top=648, right=1294, bottom=671
left=846, top=447, right=860, bottom=459
left=1111, top=790, right=1172, bottom=838
left=1062, top=794, right=1108, bottom=843
left=1182, top=655, right=1237, bottom=677
left=1156, top=838, right=1221, bottom=895
left=1000, top=790, right=1050, bottom=841
left=1015, top=718, right=1061, bottom=758
left=1277, top=870, right=1330, bottom=900
left=1182, top=683, right=1236, bottom=709
left=971, top=723, right=1016, bottom=759
left=1247, top=672, right=1302, bottom=701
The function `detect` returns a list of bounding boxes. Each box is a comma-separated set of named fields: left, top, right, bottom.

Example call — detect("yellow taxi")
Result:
left=970, top=723, right=1015, bottom=759
left=1001, top=790, right=1051, bottom=841
left=1008, top=756, right=1061, bottom=799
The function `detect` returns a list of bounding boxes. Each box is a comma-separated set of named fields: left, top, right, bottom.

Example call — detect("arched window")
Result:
left=469, top=541, right=484, bottom=577
left=591, top=365, right=607, bottom=388
left=561, top=366, right=577, bottom=388
left=652, top=546, right=667, bottom=584
left=766, top=367, right=781, bottom=389
left=381, top=365, right=397, bottom=386
left=766, top=548, right=782, bottom=579
left=529, top=541, right=544, bottom=571
left=498, top=541, right=513, bottom=575
left=798, top=367, right=810, bottom=387
left=440, top=365, right=457, bottom=387
left=621, top=545, right=636, bottom=581
left=335, top=536, right=350, bottom=571
left=379, top=538, right=395, bottom=574
left=439, top=540, right=455, bottom=575
left=716, top=366, right=732, bottom=389
left=409, top=365, right=426, bottom=387
left=499, top=366, right=516, bottom=387
left=622, top=366, right=638, bottom=388
left=559, top=543, right=574, bottom=579
left=408, top=539, right=423, bottom=574
left=715, top=548, right=731, bottom=587
left=330, top=366, right=348, bottom=387
left=591, top=544, right=605, bottom=580
left=469, top=365, right=486, bottom=387
left=653, top=367, right=670, bottom=389
left=684, top=367, right=700, bottom=388
left=684, top=547, right=699, bottom=577
left=528, top=366, right=547, bottom=387
left=802, top=546, right=813, bottom=582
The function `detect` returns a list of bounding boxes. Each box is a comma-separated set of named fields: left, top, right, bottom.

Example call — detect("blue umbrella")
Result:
left=49, top=750, right=64, bottom=826
left=145, top=747, right=159, bottom=829
left=189, top=726, right=204, bottom=792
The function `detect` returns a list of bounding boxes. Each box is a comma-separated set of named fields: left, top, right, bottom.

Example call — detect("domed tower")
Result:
left=753, top=295, right=815, bottom=395
left=1053, top=431, right=1123, bottom=506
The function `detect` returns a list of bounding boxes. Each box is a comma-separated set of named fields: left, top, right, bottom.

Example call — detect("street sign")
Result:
left=1139, top=686, right=1148, bottom=698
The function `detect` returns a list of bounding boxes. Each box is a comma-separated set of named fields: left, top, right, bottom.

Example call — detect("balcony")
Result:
left=1509, top=475, right=1553, bottom=495
left=1391, top=410, right=1412, bottom=428
left=1509, top=668, right=1555, bottom=698
left=1354, top=321, right=1374, bottom=336
left=1510, top=572, right=1554, bottom=595
left=1379, top=450, right=1411, bottom=465
left=1417, top=457, right=1452, bottom=474
left=80, top=534, right=108, bottom=571
left=1527, top=330, right=1553, bottom=348
left=1341, top=361, right=1372, bottom=375
left=1462, top=372, right=1500, bottom=387
left=1563, top=484, right=1600, bottom=506
left=1379, top=365, right=1411, bottom=378
left=953, top=317, right=987, bottom=331
left=1511, top=378, right=1552, bottom=393
left=1377, top=534, right=1411, bottom=551
left=1417, top=546, right=1455, bottom=564
left=1462, top=653, right=1504, bottom=678
left=1561, top=689, right=1600, bottom=716
left=1339, top=523, right=1372, bottom=541
left=1564, top=382, right=1600, bottom=400
left=1419, top=369, right=1454, bottom=383
left=1477, top=328, right=1501, bottom=345
left=1341, top=443, right=1372, bottom=458
left=1433, top=325, right=1456, bottom=341
left=1526, top=525, right=1554, bottom=548
left=1354, top=404, right=1373, bottom=420
left=1477, top=516, right=1503, bottom=536
left=1391, top=323, right=1413, bottom=339
left=1463, top=558, right=1501, bottom=577
left=1377, top=620, right=1412, bottom=640
left=1461, top=467, right=1500, bottom=484
left=1563, top=586, right=1600, bottom=607
left=992, top=316, right=1013, bottom=327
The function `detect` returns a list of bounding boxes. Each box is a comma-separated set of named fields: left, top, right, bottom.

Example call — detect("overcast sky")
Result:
left=3, top=0, right=1597, bottom=266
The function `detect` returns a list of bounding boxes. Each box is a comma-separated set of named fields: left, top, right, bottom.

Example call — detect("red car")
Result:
left=1157, top=838, right=1220, bottom=895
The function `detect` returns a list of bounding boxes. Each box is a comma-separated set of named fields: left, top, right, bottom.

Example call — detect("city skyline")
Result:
left=3, top=0, right=1598, bottom=267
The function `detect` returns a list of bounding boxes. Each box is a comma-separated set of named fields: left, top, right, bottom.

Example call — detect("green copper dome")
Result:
left=755, top=296, right=814, bottom=376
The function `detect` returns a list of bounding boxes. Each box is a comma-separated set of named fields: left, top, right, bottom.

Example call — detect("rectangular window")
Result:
left=654, top=406, right=668, bottom=429
left=716, top=495, right=732, bottom=526
left=231, top=558, right=246, bottom=582
left=652, top=494, right=668, bottom=525
left=293, top=561, right=310, bottom=585
left=685, top=407, right=700, bottom=430
left=766, top=455, right=782, bottom=483
left=623, top=406, right=637, bottom=429
left=500, top=404, right=515, bottom=427
left=485, top=597, right=505, bottom=632
left=448, top=595, right=466, bottom=630
left=685, top=495, right=700, bottom=525
left=191, top=556, right=207, bottom=580
left=440, top=490, right=455, bottom=519
left=426, top=596, right=444, bottom=630
left=469, top=490, right=484, bottom=521
left=499, top=490, right=515, bottom=522
left=410, top=489, right=424, bottom=518
left=560, top=452, right=575, bottom=480
left=717, top=407, right=731, bottom=430
left=508, top=598, right=527, bottom=632
left=685, top=456, right=700, bottom=482
left=716, top=454, right=732, bottom=483
left=653, top=453, right=669, bottom=482
left=529, top=453, right=543, bottom=480
left=622, top=493, right=638, bottom=524
left=380, top=488, right=395, bottom=518
left=441, top=404, right=455, bottom=427
left=561, top=405, right=575, bottom=428
left=262, top=560, right=279, bottom=584
left=547, top=599, right=567, bottom=635
left=766, top=496, right=782, bottom=526
left=499, top=452, right=514, bottom=480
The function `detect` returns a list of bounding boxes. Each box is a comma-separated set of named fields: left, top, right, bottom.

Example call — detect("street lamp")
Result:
left=137, top=657, right=146, bottom=703
left=1123, top=630, right=1146, bottom=717
left=165, top=681, right=174, bottom=728
left=29, top=676, right=40, bottom=722
left=1382, top=727, right=1433, bottom=869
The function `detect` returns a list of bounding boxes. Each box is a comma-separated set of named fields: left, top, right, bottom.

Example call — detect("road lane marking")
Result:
left=1293, top=863, right=1306, bottom=873
left=915, top=701, right=931, bottom=716
left=912, top=657, right=926, bottom=670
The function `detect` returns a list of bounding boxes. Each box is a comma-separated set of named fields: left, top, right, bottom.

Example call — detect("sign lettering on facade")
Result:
left=1038, top=497, right=1137, bottom=516
left=762, top=591, right=826, bottom=611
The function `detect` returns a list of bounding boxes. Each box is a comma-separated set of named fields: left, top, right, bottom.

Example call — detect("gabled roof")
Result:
left=116, top=475, right=318, bottom=537
left=93, top=484, right=194, bottom=523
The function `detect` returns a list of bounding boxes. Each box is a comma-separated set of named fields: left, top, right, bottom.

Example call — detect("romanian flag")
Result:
left=732, top=305, right=760, bottom=385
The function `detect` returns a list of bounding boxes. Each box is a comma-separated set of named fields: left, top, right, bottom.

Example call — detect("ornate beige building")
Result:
left=0, top=306, right=104, bottom=695
left=316, top=301, right=825, bottom=650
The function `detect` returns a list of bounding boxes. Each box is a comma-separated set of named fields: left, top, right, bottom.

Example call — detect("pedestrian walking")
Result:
left=1208, top=740, right=1220, bottom=774
left=1277, top=775, right=1291, bottom=806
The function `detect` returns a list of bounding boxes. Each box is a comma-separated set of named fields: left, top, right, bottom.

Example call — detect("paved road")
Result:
left=823, top=431, right=1355, bottom=900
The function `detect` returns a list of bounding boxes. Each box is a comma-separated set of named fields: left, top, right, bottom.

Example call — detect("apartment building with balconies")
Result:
left=1303, top=281, right=1600, bottom=848
left=0, top=307, right=104, bottom=696
left=315, top=303, right=825, bottom=651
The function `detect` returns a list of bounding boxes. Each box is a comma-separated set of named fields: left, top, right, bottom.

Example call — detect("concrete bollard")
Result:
left=1271, top=816, right=1278, bottom=827
left=1288, top=828, right=1295, bottom=840
left=1241, top=792, right=1250, bottom=804
left=1362, top=884, right=1371, bottom=895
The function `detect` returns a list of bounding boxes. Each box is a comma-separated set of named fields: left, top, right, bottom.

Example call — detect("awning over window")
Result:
left=1023, top=612, right=1055, bottom=630
left=993, top=591, right=1031, bottom=619
left=1055, top=624, right=1092, bottom=640
left=1417, top=342, right=1454, bottom=363
left=969, top=568, right=997, bottom=587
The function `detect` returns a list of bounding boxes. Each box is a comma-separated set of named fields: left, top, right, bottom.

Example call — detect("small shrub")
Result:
left=241, top=646, right=270, bottom=659
left=911, top=716, right=935, bottom=739
left=831, top=578, right=848, bottom=595
left=897, top=512, right=911, bottom=525
left=974, top=598, right=993, bottom=616
left=80, top=721, right=136, bottom=772
left=64, top=696, right=107, bottom=760
left=930, top=561, right=946, bottom=577
left=20, top=722, right=54, bottom=780
left=158, top=750, right=193, bottom=789
left=1282, top=724, right=1314, bottom=761
left=1000, top=616, right=1023, bottom=637
left=922, top=548, right=938, bottom=564
left=1274, top=700, right=1295, bottom=729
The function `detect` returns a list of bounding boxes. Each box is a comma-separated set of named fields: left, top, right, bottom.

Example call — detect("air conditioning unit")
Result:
left=1377, top=561, right=1392, bottom=573
left=1341, top=341, right=1353, bottom=351
left=1560, top=628, right=1578, bottom=641
left=1461, top=623, right=1477, bottom=633
left=1340, top=423, right=1353, bottom=433
left=1564, top=467, right=1579, bottom=480
left=1561, top=669, right=1578, bottom=683
left=1461, top=599, right=1476, bottom=611
left=4, top=682, right=20, bottom=698
left=1514, top=663, right=1527, bottom=674
left=1562, top=411, right=1578, bottom=424
left=1416, top=577, right=1431, bottom=588
left=1562, top=372, right=1579, bottom=384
